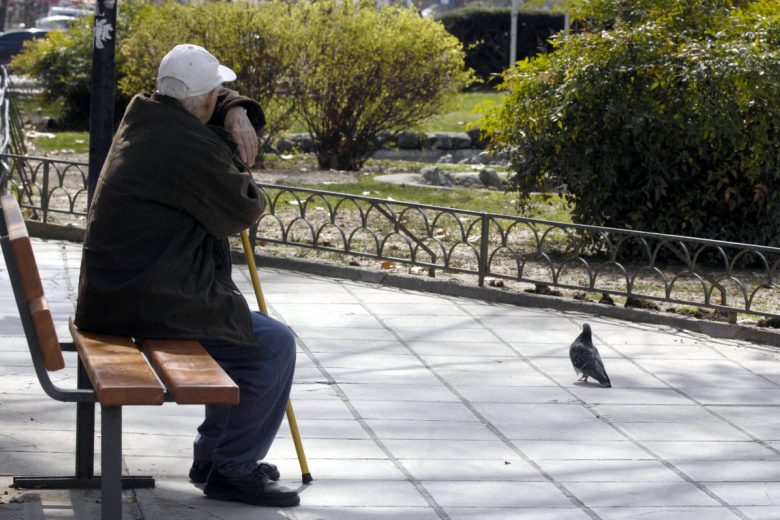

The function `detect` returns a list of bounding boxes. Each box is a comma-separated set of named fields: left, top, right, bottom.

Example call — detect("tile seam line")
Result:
left=246, top=278, right=450, bottom=520
left=338, top=283, right=602, bottom=520
left=466, top=305, right=751, bottom=519
left=587, top=327, right=780, bottom=458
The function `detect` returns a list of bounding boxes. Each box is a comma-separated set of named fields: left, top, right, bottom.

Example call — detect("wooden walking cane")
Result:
left=240, top=230, right=313, bottom=484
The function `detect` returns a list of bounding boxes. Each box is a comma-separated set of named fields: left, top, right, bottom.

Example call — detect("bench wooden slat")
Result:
left=29, top=296, right=65, bottom=371
left=69, top=320, right=165, bottom=407
left=2, top=195, right=65, bottom=371
left=142, top=339, right=239, bottom=405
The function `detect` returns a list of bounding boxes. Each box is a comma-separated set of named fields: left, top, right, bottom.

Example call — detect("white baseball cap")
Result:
left=157, top=44, right=236, bottom=99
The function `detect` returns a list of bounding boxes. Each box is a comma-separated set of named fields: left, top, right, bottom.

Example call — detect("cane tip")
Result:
left=302, top=473, right=313, bottom=484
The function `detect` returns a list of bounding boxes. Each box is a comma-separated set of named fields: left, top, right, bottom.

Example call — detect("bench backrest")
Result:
left=0, top=194, right=65, bottom=371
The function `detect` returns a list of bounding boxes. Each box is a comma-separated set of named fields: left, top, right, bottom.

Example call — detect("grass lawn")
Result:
left=27, top=131, right=89, bottom=154
left=412, top=91, right=504, bottom=133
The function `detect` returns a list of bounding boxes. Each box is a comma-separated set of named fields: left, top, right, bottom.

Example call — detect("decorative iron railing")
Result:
left=3, top=152, right=779, bottom=320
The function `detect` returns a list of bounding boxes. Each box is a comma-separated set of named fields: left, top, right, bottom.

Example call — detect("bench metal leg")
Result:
left=102, top=406, right=122, bottom=520
left=76, top=361, right=95, bottom=479
left=13, top=365, right=155, bottom=491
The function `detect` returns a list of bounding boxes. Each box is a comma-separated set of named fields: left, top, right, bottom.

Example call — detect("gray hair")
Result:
left=158, top=76, right=212, bottom=113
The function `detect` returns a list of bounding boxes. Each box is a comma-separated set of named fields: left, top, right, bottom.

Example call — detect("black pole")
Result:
left=87, top=0, right=117, bottom=208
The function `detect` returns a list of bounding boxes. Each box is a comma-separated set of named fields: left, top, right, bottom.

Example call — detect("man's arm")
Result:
left=210, top=88, right=266, bottom=167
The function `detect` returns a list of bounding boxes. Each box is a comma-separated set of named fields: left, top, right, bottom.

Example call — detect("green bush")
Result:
left=286, top=0, right=473, bottom=170
left=481, top=0, right=780, bottom=246
left=437, top=7, right=565, bottom=86
left=120, top=1, right=295, bottom=157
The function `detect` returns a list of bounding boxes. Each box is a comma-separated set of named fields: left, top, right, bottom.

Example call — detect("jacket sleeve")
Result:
left=179, top=142, right=265, bottom=239
left=209, top=87, right=266, bottom=132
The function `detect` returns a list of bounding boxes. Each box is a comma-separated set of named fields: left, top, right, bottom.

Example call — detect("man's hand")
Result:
left=224, top=107, right=258, bottom=167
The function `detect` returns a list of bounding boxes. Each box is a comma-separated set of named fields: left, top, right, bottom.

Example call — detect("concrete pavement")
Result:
left=2, top=239, right=780, bottom=520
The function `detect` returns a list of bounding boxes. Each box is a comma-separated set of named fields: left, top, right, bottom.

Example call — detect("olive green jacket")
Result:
left=75, top=90, right=265, bottom=347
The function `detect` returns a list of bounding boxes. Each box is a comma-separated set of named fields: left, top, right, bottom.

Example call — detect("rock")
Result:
left=426, top=131, right=473, bottom=150
left=375, top=130, right=393, bottom=147
left=397, top=130, right=421, bottom=149
left=757, top=317, right=780, bottom=328
left=525, top=283, right=562, bottom=296
left=625, top=297, right=661, bottom=311
left=276, top=133, right=315, bottom=154
left=421, top=166, right=446, bottom=186
left=599, top=293, right=616, bottom=306
left=479, top=168, right=503, bottom=189
left=436, top=153, right=453, bottom=164
left=467, top=127, right=488, bottom=149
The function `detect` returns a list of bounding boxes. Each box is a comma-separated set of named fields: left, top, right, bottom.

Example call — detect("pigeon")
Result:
left=569, top=323, right=611, bottom=387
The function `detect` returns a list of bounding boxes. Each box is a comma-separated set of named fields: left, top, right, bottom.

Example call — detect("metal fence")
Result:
left=3, top=152, right=780, bottom=320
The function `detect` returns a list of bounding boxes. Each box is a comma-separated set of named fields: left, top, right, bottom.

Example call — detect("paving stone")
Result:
left=568, top=387, right=694, bottom=405
left=593, top=404, right=722, bottom=423
left=364, top=419, right=495, bottom=441
left=455, top=385, right=575, bottom=404
left=296, top=480, right=429, bottom=507
left=536, top=459, right=684, bottom=482
left=615, top=421, right=751, bottom=442
left=643, top=441, right=780, bottom=461
left=675, top=460, right=780, bottom=481
left=292, top=507, right=440, bottom=520
left=399, top=458, right=543, bottom=481
left=407, top=341, right=518, bottom=357
left=513, top=440, right=653, bottom=461
left=301, top=339, right=409, bottom=355
left=338, top=383, right=457, bottom=402
left=705, top=482, right=780, bottom=506
left=350, top=400, right=477, bottom=422
left=445, top=508, right=593, bottom=520
left=565, top=481, right=719, bottom=507
left=382, top=439, right=518, bottom=460
left=437, top=369, right=556, bottom=387
left=592, top=507, right=742, bottom=520
left=422, top=480, right=572, bottom=508
left=738, top=506, right=780, bottom=519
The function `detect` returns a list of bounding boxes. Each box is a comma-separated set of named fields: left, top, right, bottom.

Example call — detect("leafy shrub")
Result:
left=120, top=1, right=295, bottom=157
left=481, top=0, right=780, bottom=246
left=285, top=0, right=473, bottom=170
left=437, top=7, right=565, bottom=86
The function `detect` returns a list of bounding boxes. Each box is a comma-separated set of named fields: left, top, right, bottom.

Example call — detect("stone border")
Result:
left=25, top=221, right=780, bottom=348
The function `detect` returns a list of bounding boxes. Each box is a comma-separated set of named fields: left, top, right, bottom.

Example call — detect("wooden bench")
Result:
left=0, top=194, right=239, bottom=520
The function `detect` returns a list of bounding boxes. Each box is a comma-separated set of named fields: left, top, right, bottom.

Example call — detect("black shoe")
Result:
left=190, top=460, right=281, bottom=484
left=204, top=465, right=300, bottom=507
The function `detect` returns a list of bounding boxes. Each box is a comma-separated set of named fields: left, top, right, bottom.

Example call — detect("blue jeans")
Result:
left=195, top=311, right=296, bottom=478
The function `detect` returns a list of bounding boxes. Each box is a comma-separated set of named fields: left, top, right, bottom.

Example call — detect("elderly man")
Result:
left=75, top=44, right=299, bottom=507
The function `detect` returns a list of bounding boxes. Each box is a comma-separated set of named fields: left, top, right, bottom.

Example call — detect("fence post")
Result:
left=41, top=161, right=49, bottom=223
left=478, top=213, right=490, bottom=287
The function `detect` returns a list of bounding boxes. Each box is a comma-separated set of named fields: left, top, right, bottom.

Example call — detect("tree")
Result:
left=285, top=0, right=473, bottom=171
left=481, top=0, right=780, bottom=245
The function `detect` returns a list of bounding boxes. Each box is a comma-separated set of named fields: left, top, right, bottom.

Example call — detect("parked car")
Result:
left=35, top=15, right=77, bottom=30
left=0, top=29, right=50, bottom=66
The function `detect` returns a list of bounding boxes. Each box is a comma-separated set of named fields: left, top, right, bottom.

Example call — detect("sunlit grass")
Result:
left=27, top=131, right=89, bottom=154
left=413, top=91, right=504, bottom=133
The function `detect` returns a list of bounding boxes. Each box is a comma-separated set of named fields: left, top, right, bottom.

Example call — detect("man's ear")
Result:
left=207, top=89, right=219, bottom=106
